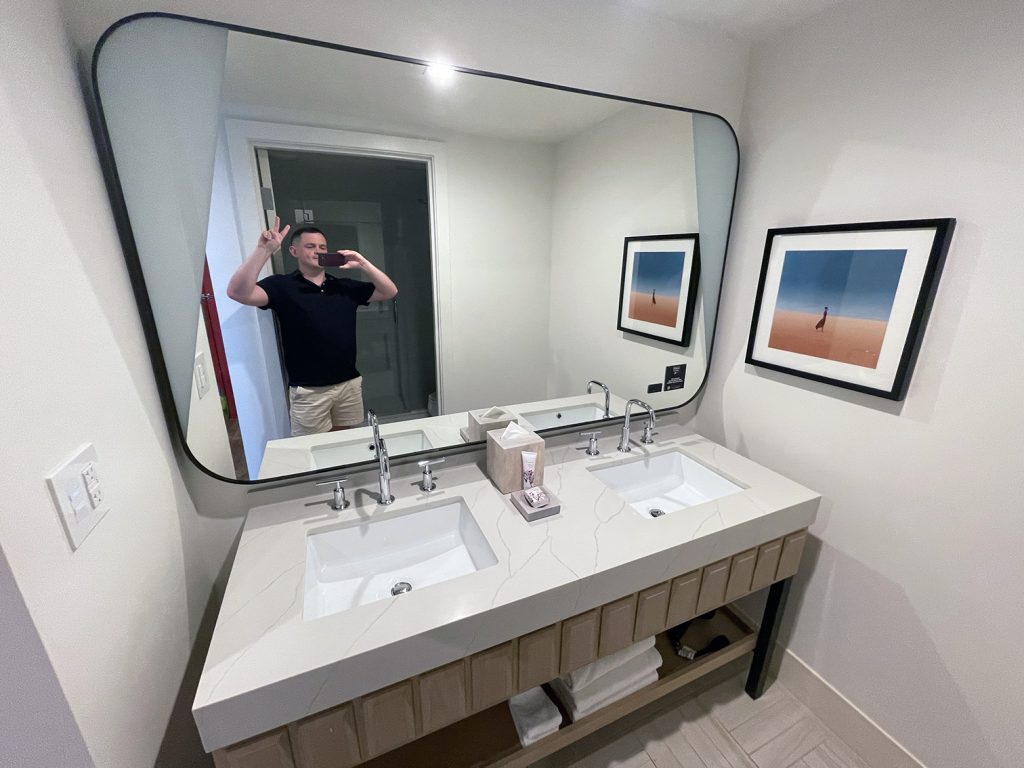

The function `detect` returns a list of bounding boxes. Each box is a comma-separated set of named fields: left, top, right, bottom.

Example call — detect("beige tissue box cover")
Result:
left=464, top=407, right=518, bottom=442
left=486, top=428, right=545, bottom=494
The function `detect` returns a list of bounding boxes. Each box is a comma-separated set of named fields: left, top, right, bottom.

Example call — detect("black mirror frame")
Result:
left=89, top=11, right=740, bottom=486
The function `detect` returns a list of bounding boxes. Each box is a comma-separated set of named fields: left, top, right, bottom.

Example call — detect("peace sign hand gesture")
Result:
left=257, top=217, right=291, bottom=255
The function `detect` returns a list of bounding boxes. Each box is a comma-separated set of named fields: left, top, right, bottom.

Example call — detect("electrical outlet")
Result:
left=80, top=461, right=99, bottom=486
left=45, top=444, right=109, bottom=550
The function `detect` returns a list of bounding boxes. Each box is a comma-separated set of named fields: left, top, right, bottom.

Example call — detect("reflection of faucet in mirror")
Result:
left=587, top=380, right=611, bottom=418
left=619, top=399, right=656, bottom=453
left=367, top=410, right=395, bottom=505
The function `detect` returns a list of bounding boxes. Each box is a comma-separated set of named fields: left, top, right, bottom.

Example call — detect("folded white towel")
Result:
left=574, top=670, right=659, bottom=720
left=564, top=635, right=656, bottom=691
left=550, top=646, right=662, bottom=720
left=508, top=686, right=562, bottom=746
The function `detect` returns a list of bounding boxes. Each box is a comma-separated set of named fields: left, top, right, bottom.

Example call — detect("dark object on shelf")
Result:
left=677, top=634, right=730, bottom=660
left=665, top=608, right=727, bottom=660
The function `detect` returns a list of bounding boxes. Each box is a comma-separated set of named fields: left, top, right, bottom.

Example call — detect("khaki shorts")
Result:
left=288, top=377, right=364, bottom=436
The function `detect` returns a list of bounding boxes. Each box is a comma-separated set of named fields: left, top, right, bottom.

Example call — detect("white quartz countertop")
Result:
left=194, top=427, right=819, bottom=752
left=257, top=392, right=629, bottom=478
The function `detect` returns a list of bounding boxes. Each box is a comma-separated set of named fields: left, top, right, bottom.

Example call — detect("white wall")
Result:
left=444, top=133, right=555, bottom=411
left=0, top=1, right=237, bottom=766
left=697, top=2, right=1024, bottom=767
left=0, top=1, right=748, bottom=765
left=547, top=106, right=703, bottom=405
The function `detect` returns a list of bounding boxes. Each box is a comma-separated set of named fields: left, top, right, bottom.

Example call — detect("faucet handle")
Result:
left=417, top=457, right=446, bottom=491
left=578, top=431, right=602, bottom=456
left=641, top=422, right=658, bottom=445
left=315, top=477, right=350, bottom=510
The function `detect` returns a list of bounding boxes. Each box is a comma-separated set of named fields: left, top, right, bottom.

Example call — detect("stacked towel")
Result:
left=564, top=636, right=655, bottom=691
left=550, top=643, right=662, bottom=722
left=508, top=686, right=562, bottom=746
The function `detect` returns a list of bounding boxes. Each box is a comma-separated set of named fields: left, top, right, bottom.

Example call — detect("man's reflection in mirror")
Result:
left=227, top=219, right=399, bottom=435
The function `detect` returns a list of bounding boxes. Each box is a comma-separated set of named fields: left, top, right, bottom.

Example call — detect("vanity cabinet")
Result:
left=215, top=529, right=808, bottom=768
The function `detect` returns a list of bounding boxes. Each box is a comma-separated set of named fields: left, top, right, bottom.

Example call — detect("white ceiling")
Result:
left=626, top=0, right=847, bottom=40
left=222, top=33, right=671, bottom=144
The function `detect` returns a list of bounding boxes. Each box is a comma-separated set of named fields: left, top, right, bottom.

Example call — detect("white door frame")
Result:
left=223, top=118, right=450, bottom=415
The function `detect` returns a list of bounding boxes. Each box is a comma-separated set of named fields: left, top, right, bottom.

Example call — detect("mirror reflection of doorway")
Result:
left=256, top=148, right=438, bottom=423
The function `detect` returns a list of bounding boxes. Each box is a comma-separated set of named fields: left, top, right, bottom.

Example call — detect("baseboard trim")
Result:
left=777, top=649, right=927, bottom=768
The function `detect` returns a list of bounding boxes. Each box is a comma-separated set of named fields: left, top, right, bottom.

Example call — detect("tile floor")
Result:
left=535, top=671, right=872, bottom=768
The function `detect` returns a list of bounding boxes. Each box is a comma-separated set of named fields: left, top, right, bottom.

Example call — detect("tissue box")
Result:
left=464, top=407, right=518, bottom=442
left=486, top=427, right=544, bottom=494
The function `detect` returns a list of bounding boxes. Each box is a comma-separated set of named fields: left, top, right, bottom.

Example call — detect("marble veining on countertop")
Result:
left=193, top=426, right=820, bottom=752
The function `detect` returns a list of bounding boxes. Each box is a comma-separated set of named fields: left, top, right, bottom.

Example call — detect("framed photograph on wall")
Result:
left=617, top=233, right=701, bottom=347
left=746, top=218, right=955, bottom=400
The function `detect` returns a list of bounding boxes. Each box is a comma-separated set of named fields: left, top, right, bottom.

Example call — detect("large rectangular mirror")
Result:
left=93, top=14, right=737, bottom=482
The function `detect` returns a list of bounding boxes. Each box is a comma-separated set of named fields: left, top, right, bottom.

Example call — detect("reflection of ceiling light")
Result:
left=425, top=62, right=456, bottom=87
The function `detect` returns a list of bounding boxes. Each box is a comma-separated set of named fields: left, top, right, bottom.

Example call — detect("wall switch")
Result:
left=194, top=351, right=210, bottom=399
left=45, top=444, right=109, bottom=550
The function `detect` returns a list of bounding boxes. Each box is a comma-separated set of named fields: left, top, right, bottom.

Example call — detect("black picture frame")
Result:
left=616, top=233, right=701, bottom=347
left=745, top=218, right=955, bottom=400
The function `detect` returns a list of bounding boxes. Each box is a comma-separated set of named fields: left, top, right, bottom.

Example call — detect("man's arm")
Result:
left=226, top=218, right=290, bottom=306
left=335, top=250, right=398, bottom=302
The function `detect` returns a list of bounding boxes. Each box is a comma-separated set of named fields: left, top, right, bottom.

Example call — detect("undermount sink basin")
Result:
left=310, top=430, right=433, bottom=468
left=519, top=404, right=614, bottom=430
left=303, top=498, right=498, bottom=620
left=589, top=450, right=743, bottom=519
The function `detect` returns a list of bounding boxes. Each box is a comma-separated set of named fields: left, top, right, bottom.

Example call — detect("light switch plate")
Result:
left=194, top=351, right=210, bottom=399
left=45, top=443, right=109, bottom=550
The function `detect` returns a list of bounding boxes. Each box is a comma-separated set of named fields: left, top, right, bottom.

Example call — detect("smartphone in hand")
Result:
left=318, top=252, right=349, bottom=267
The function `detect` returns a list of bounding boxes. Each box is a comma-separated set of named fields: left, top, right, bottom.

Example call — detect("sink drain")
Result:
left=649, top=508, right=665, bottom=518
left=391, top=581, right=412, bottom=595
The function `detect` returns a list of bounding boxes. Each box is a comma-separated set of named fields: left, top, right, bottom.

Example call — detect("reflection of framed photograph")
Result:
left=746, top=218, right=955, bottom=400
left=617, top=233, right=701, bottom=347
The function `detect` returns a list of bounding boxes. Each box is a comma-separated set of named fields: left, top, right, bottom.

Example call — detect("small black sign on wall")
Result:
left=664, top=364, right=686, bottom=391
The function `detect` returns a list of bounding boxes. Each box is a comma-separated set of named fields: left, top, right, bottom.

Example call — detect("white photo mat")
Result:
left=750, top=227, right=939, bottom=390
left=618, top=236, right=698, bottom=344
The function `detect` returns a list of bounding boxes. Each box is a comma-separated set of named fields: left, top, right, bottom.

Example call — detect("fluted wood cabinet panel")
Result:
left=665, top=571, right=701, bottom=627
left=518, top=624, right=561, bottom=690
left=470, top=641, right=517, bottom=712
left=776, top=531, right=808, bottom=580
left=696, top=559, right=730, bottom=614
left=751, top=539, right=783, bottom=591
left=725, top=548, right=758, bottom=602
left=357, top=681, right=418, bottom=759
left=634, top=581, right=670, bottom=641
left=598, top=593, right=638, bottom=656
left=289, top=703, right=360, bottom=768
left=418, top=660, right=468, bottom=734
left=560, top=609, right=600, bottom=674
left=214, top=729, right=295, bottom=768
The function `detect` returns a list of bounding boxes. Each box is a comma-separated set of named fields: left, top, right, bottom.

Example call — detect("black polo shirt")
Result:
left=257, top=271, right=375, bottom=387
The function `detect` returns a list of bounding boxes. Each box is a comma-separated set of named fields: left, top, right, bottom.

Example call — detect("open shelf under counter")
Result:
left=358, top=607, right=756, bottom=768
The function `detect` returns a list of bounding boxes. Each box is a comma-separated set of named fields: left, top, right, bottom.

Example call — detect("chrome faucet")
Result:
left=587, top=380, right=611, bottom=418
left=618, top=399, right=656, bottom=452
left=367, top=409, right=395, bottom=505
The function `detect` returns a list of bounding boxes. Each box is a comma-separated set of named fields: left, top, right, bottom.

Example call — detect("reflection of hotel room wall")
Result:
left=768, top=248, right=907, bottom=368
left=628, top=250, right=686, bottom=328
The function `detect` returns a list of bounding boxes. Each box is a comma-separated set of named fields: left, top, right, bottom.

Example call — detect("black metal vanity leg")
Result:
left=745, top=577, right=792, bottom=699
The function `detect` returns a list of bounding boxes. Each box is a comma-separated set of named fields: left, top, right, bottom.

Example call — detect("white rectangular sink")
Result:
left=589, top=450, right=743, bottom=519
left=519, top=404, right=615, bottom=430
left=303, top=498, right=498, bottom=620
left=310, top=430, right=433, bottom=468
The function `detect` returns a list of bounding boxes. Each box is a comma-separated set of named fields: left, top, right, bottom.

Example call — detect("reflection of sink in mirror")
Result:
left=310, top=431, right=433, bottom=468
left=519, top=405, right=617, bottom=430
left=303, top=498, right=498, bottom=620
left=589, top=450, right=742, bottom=519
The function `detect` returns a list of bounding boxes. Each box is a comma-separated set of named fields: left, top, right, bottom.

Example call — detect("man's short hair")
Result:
left=290, top=226, right=325, bottom=247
